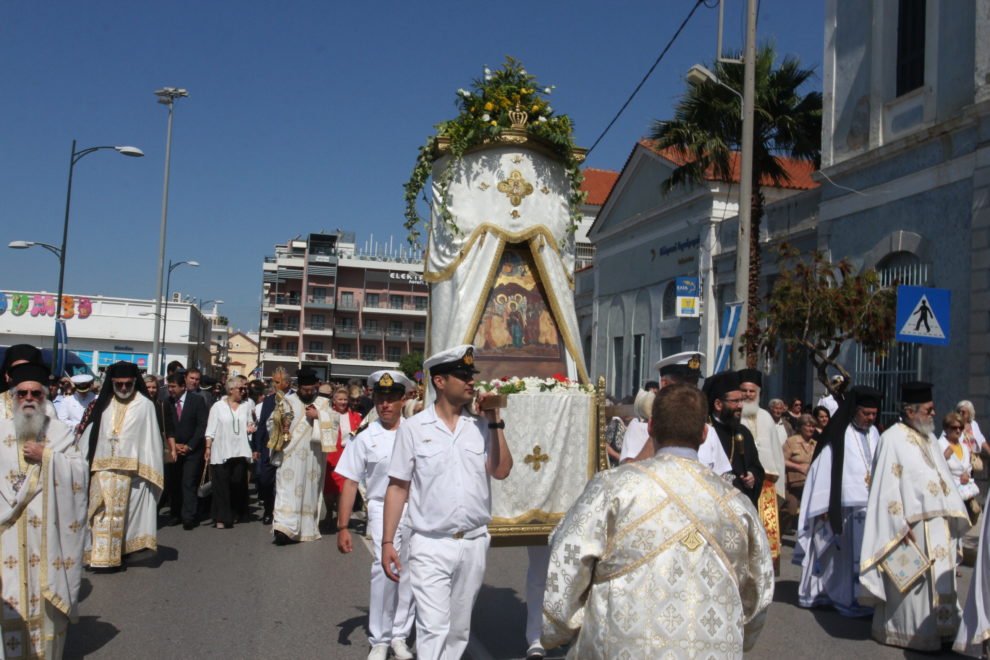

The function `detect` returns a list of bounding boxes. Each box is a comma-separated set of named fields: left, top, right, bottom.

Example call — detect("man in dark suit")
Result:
left=251, top=368, right=292, bottom=525
left=185, top=367, right=215, bottom=408
left=166, top=372, right=209, bottom=529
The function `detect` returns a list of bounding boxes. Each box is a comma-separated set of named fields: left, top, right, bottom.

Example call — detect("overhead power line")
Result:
left=586, top=0, right=708, bottom=157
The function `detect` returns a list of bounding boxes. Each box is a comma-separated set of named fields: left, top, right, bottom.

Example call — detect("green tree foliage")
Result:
left=746, top=244, right=897, bottom=398
left=649, top=43, right=822, bottom=366
left=398, top=350, right=423, bottom=380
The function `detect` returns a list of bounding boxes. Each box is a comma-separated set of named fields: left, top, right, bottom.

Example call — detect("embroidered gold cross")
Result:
left=3, top=436, right=14, bottom=448
left=3, top=556, right=16, bottom=570
left=524, top=445, right=550, bottom=472
left=28, top=554, right=40, bottom=568
left=27, top=516, right=41, bottom=529
left=497, top=170, right=534, bottom=206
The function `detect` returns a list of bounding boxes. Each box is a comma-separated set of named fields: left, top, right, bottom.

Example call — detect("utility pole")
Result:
left=732, top=0, right=758, bottom=369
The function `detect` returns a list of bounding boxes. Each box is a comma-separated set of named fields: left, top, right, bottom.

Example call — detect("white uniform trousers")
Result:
left=368, top=500, right=415, bottom=647
left=525, top=545, right=550, bottom=648
left=408, top=530, right=490, bottom=660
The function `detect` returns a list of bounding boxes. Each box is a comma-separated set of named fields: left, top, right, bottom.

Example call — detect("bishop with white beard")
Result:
left=83, top=361, right=164, bottom=570
left=0, top=363, right=88, bottom=660
left=860, top=381, right=970, bottom=650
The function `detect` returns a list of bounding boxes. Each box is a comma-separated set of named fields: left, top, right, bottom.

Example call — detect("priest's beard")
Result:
left=298, top=393, right=317, bottom=405
left=741, top=400, right=760, bottom=423
left=114, top=386, right=135, bottom=401
left=13, top=403, right=47, bottom=441
left=908, top=415, right=935, bottom=437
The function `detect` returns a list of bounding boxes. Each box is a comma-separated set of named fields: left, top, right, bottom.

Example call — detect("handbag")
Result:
left=972, top=452, right=984, bottom=473
left=197, top=461, right=213, bottom=498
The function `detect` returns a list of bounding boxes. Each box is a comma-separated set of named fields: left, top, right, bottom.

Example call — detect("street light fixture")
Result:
left=160, top=259, right=200, bottom=375
left=151, top=86, right=190, bottom=376
left=11, top=141, right=144, bottom=374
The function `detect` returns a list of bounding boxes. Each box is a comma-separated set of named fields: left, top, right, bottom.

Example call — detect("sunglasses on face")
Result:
left=15, top=389, right=44, bottom=400
left=947, top=425, right=964, bottom=431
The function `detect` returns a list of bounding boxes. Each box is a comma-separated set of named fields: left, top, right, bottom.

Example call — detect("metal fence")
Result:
left=852, top=259, right=930, bottom=428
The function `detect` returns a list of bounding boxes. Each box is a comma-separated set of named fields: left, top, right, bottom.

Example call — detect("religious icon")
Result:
left=471, top=245, right=566, bottom=381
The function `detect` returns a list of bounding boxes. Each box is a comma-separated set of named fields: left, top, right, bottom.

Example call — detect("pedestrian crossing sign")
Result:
left=896, top=285, right=950, bottom=346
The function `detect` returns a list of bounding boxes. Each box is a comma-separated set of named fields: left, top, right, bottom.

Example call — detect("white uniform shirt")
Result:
left=56, top=391, right=95, bottom=429
left=388, top=404, right=492, bottom=535
left=336, top=419, right=398, bottom=502
left=618, top=418, right=650, bottom=462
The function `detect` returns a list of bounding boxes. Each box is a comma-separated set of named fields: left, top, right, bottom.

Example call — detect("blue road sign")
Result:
left=896, top=285, right=950, bottom=346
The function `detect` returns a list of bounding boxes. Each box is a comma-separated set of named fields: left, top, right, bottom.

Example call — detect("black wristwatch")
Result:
left=488, top=420, right=505, bottom=430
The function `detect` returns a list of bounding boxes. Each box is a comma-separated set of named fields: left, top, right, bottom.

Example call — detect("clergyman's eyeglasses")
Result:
left=15, top=389, right=44, bottom=400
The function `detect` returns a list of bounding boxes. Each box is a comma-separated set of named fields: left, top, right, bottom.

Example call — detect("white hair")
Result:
left=633, top=389, right=656, bottom=421
left=957, top=400, right=976, bottom=418
left=768, top=398, right=785, bottom=408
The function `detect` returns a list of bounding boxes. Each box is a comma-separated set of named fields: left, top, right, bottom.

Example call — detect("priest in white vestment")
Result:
left=955, top=487, right=990, bottom=656
left=860, top=381, right=970, bottom=651
left=543, top=385, right=774, bottom=658
left=271, top=368, right=338, bottom=544
left=739, top=369, right=785, bottom=568
left=84, top=361, right=164, bottom=570
left=0, top=364, right=89, bottom=660
left=795, top=385, right=881, bottom=616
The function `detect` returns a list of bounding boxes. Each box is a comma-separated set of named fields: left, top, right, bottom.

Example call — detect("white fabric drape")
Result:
left=424, top=145, right=588, bottom=405
left=489, top=392, right=595, bottom=525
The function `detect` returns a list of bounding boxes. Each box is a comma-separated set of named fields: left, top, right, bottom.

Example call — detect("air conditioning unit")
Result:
left=171, top=292, right=182, bottom=302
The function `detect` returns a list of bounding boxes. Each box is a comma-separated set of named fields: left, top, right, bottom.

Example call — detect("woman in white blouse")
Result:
left=205, top=376, right=256, bottom=529
left=939, top=411, right=980, bottom=523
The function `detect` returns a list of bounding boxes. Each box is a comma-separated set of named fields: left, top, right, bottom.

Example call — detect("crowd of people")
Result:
left=5, top=337, right=990, bottom=658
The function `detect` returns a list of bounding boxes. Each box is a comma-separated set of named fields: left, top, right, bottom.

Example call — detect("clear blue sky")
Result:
left=0, top=0, right=823, bottom=333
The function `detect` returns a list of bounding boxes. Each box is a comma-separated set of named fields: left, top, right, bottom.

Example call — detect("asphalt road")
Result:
left=65, top=498, right=976, bottom=659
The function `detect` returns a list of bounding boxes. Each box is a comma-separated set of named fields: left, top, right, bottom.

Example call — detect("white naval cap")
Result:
left=70, top=374, right=94, bottom=385
left=423, top=344, right=480, bottom=376
left=653, top=351, right=705, bottom=379
left=368, top=369, right=416, bottom=393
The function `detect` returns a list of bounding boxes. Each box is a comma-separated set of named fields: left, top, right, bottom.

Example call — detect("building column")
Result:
left=968, top=141, right=990, bottom=418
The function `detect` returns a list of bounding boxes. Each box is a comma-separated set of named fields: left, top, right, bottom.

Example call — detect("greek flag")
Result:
left=711, top=303, right=743, bottom=375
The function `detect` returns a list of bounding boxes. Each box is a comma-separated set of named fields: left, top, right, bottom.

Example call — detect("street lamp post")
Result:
left=10, top=141, right=144, bottom=374
left=160, top=259, right=199, bottom=375
left=151, top=86, right=189, bottom=376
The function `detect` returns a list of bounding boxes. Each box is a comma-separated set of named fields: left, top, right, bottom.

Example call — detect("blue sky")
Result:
left=0, top=0, right=823, bottom=333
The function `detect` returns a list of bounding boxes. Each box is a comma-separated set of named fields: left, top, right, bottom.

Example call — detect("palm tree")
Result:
left=650, top=43, right=821, bottom=367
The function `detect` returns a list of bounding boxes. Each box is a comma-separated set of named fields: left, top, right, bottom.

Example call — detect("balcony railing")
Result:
left=364, top=299, right=429, bottom=312
left=270, top=322, right=300, bottom=332
left=336, top=350, right=354, bottom=360
left=386, top=328, right=409, bottom=339
left=274, top=294, right=301, bottom=306
left=361, top=327, right=384, bottom=339
left=335, top=326, right=358, bottom=338
left=337, top=299, right=360, bottom=310
left=306, top=295, right=335, bottom=308
left=305, top=322, right=332, bottom=331
left=266, top=349, right=297, bottom=357
left=361, top=351, right=383, bottom=361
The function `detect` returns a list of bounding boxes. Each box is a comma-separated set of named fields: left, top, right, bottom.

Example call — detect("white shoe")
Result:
left=390, top=638, right=414, bottom=660
left=367, top=645, right=388, bottom=660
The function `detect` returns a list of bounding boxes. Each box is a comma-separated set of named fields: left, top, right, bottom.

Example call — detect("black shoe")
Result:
left=166, top=517, right=181, bottom=527
left=182, top=521, right=197, bottom=530
left=262, top=514, right=273, bottom=525
left=273, top=530, right=294, bottom=546
left=90, top=565, right=124, bottom=574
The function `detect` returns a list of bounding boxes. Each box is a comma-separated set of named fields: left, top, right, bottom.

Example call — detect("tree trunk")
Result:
left=744, top=185, right=764, bottom=369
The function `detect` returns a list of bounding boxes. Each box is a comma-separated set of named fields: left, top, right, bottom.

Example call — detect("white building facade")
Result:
left=0, top=290, right=211, bottom=376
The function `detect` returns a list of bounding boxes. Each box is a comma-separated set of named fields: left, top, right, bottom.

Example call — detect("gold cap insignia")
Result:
left=463, top=348, right=474, bottom=365
left=379, top=373, right=394, bottom=388
left=688, top=355, right=701, bottom=370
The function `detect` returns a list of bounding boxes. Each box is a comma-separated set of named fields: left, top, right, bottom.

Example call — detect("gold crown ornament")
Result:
left=379, top=373, right=394, bottom=388
left=688, top=355, right=701, bottom=370
left=463, top=348, right=475, bottom=365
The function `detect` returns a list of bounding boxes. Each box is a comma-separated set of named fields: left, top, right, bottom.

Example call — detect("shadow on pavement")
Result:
left=337, top=607, right=370, bottom=646
left=64, top=616, right=119, bottom=658
left=125, top=544, right=179, bottom=569
left=774, top=579, right=801, bottom=607
left=76, top=578, right=93, bottom=604
left=472, top=584, right=527, bottom=659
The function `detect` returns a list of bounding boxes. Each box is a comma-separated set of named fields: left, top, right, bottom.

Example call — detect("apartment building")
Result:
left=259, top=232, right=427, bottom=381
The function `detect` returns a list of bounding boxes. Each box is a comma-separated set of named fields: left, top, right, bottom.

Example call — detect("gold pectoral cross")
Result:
left=524, top=445, right=550, bottom=472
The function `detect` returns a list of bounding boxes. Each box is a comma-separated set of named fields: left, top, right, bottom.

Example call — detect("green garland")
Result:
left=403, top=57, right=587, bottom=247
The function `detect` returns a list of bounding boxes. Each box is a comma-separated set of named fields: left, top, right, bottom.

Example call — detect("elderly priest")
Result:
left=542, top=385, right=774, bottom=657
left=860, top=381, right=970, bottom=650
left=0, top=363, right=89, bottom=659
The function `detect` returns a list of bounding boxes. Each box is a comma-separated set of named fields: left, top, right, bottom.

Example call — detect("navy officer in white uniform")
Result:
left=382, top=344, right=512, bottom=660
left=336, top=369, right=416, bottom=660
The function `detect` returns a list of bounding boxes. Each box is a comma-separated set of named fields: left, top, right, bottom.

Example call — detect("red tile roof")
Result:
left=580, top=168, right=620, bottom=206
left=640, top=140, right=819, bottom=190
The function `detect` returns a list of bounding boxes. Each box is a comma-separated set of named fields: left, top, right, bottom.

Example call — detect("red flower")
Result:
left=551, top=373, right=568, bottom=383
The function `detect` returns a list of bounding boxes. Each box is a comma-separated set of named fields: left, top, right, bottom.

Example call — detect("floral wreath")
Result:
left=403, top=57, right=587, bottom=246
